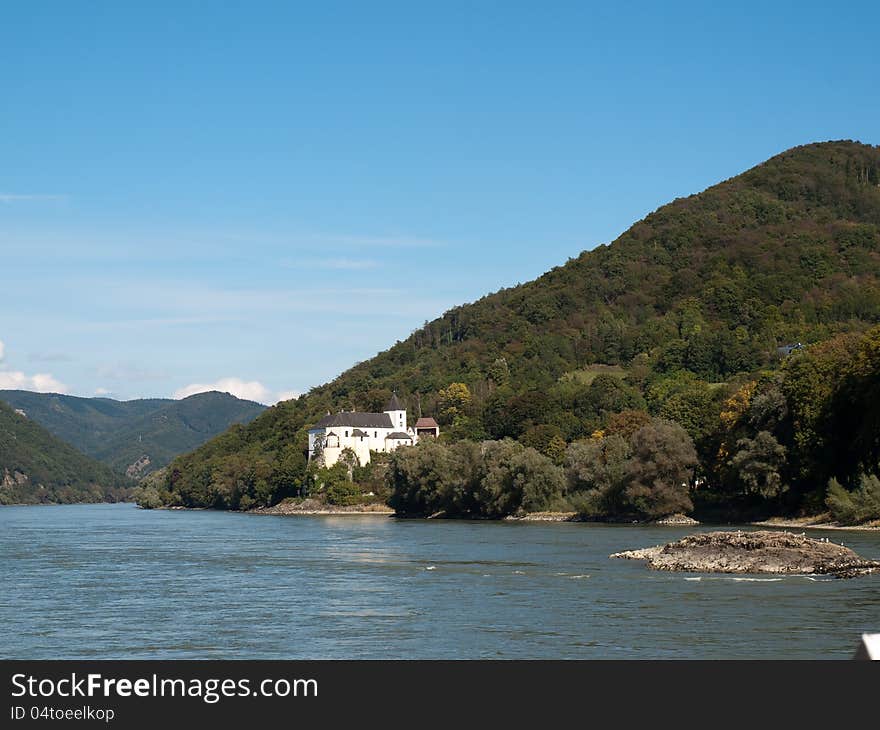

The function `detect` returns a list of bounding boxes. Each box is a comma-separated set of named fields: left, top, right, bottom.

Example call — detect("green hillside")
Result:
left=154, top=140, right=880, bottom=516
left=0, top=390, right=266, bottom=477
left=0, top=401, right=131, bottom=504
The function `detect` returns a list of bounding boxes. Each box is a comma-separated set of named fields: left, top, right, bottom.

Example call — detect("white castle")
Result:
left=307, top=393, right=439, bottom=467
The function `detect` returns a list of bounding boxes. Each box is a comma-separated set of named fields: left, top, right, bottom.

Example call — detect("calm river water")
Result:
left=2, top=503, right=879, bottom=659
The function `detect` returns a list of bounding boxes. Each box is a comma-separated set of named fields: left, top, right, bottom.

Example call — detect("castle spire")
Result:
left=385, top=391, right=404, bottom=412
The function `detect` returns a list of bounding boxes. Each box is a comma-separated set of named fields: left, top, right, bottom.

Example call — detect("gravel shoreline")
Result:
left=150, top=502, right=880, bottom=529
left=751, top=518, right=880, bottom=532
left=249, top=500, right=393, bottom=516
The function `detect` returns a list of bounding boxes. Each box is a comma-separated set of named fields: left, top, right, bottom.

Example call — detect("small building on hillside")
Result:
left=414, top=417, right=440, bottom=439
left=307, top=393, right=437, bottom=467
left=777, top=342, right=804, bottom=356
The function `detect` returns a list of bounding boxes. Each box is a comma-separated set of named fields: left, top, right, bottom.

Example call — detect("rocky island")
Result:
left=610, top=530, right=880, bottom=579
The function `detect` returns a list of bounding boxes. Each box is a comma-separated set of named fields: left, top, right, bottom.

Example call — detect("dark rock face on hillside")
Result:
left=610, top=530, right=880, bottom=578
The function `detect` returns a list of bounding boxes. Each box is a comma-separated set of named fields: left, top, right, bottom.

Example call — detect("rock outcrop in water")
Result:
left=610, top=530, right=880, bottom=579
left=652, top=513, right=699, bottom=526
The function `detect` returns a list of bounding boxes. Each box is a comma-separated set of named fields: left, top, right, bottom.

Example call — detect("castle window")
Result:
left=345, top=431, right=348, bottom=437
left=374, top=431, right=378, bottom=438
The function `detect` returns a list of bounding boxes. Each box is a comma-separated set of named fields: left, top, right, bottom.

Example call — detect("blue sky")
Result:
left=1, top=1, right=878, bottom=403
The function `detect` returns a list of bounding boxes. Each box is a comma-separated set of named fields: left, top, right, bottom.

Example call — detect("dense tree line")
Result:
left=384, top=417, right=697, bottom=520
left=565, top=418, right=697, bottom=519
left=386, top=439, right=566, bottom=518
left=145, top=142, right=880, bottom=523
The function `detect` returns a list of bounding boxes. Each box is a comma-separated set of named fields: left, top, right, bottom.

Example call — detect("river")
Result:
left=2, top=503, right=878, bottom=659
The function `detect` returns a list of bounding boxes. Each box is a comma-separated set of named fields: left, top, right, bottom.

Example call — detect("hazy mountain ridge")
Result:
left=0, top=390, right=266, bottom=477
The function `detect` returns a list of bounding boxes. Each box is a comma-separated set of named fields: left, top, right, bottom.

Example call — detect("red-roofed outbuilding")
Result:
left=414, top=417, right=440, bottom=439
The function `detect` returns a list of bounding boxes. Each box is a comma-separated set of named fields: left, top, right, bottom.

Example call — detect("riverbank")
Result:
left=69, top=499, right=880, bottom=530
left=249, top=505, right=706, bottom=523
left=505, top=511, right=579, bottom=522
left=504, top=511, right=701, bottom=525
left=751, top=515, right=880, bottom=532
left=249, top=498, right=394, bottom=516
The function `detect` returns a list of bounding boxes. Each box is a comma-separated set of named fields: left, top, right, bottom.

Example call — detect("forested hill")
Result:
left=161, top=140, right=880, bottom=512
left=0, top=390, right=266, bottom=477
left=0, top=401, right=130, bottom=504
left=372, top=139, right=880, bottom=390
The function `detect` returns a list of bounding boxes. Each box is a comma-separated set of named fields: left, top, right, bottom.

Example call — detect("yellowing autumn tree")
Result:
left=437, top=382, right=472, bottom=424
left=719, top=381, right=757, bottom=429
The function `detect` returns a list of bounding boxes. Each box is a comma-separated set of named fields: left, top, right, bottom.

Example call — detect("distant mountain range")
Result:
left=0, top=400, right=129, bottom=504
left=0, top=390, right=266, bottom=478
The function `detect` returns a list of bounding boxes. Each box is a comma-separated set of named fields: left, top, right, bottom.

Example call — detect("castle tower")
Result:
left=384, top=392, right=406, bottom=431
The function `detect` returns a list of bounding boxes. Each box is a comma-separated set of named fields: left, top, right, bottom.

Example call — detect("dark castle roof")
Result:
left=415, top=417, right=439, bottom=429
left=386, top=432, right=412, bottom=440
left=312, top=412, right=394, bottom=429
left=386, top=392, right=405, bottom=411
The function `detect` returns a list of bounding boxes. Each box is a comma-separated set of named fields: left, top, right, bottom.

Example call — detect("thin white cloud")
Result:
left=324, top=258, right=379, bottom=270
left=312, top=233, right=440, bottom=249
left=28, top=351, right=74, bottom=363
left=76, top=282, right=421, bottom=322
left=174, top=377, right=271, bottom=404
left=0, top=228, right=442, bottom=263
left=80, top=316, right=239, bottom=332
left=0, top=193, right=67, bottom=204
left=0, top=370, right=68, bottom=393
left=97, top=362, right=168, bottom=381
left=94, top=387, right=112, bottom=396
left=282, top=258, right=380, bottom=271
left=0, top=339, right=4, bottom=361
left=275, top=390, right=301, bottom=403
